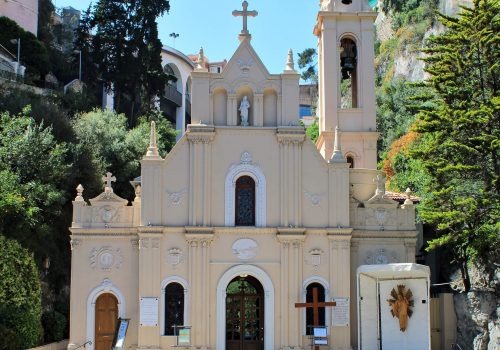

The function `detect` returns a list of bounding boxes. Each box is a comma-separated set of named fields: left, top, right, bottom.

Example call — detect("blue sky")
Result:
left=53, top=0, right=319, bottom=74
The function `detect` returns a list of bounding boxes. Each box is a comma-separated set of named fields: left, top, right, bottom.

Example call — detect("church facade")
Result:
left=68, top=1, right=417, bottom=350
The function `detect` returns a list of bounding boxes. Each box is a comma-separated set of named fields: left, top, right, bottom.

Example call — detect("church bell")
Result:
left=340, top=39, right=357, bottom=80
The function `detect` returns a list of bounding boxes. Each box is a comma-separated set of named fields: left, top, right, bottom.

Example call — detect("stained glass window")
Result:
left=164, top=282, right=184, bottom=335
left=235, top=176, right=255, bottom=226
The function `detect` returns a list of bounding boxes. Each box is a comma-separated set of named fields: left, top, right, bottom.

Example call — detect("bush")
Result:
left=0, top=235, right=43, bottom=348
left=42, top=310, right=67, bottom=343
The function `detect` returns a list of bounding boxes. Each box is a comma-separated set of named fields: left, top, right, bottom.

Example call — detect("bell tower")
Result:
left=315, top=0, right=379, bottom=169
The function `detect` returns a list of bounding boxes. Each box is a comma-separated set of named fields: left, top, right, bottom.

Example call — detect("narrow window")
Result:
left=235, top=176, right=255, bottom=226
left=305, top=283, right=326, bottom=335
left=346, top=155, right=354, bottom=168
left=340, top=38, right=358, bottom=108
left=164, top=282, right=184, bottom=335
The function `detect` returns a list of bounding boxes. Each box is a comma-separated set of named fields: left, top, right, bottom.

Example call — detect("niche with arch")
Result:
left=340, top=37, right=358, bottom=108
left=236, top=87, right=254, bottom=126
left=213, top=87, right=228, bottom=126
left=263, top=88, right=278, bottom=126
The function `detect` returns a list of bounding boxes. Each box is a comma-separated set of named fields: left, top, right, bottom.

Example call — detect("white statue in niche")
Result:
left=239, top=96, right=250, bottom=126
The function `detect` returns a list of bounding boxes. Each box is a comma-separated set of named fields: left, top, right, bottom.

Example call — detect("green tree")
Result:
left=73, top=109, right=176, bottom=198
left=0, top=108, right=73, bottom=294
left=297, top=48, right=318, bottom=84
left=80, top=0, right=173, bottom=125
left=0, top=235, right=43, bottom=349
left=411, top=0, right=499, bottom=290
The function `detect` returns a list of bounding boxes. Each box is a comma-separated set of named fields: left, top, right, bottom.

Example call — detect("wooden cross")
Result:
left=295, top=288, right=336, bottom=349
left=102, top=172, right=116, bottom=189
left=232, top=1, right=258, bottom=35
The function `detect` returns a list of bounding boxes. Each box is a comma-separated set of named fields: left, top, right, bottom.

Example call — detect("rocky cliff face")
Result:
left=452, top=263, right=499, bottom=350
left=375, top=0, right=472, bottom=82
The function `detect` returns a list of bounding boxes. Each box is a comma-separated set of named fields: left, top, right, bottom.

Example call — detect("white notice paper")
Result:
left=332, top=297, right=349, bottom=326
left=140, top=297, right=159, bottom=326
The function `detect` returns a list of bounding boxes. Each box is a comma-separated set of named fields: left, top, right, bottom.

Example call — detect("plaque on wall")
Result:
left=140, top=297, right=159, bottom=326
left=332, top=297, right=349, bottom=327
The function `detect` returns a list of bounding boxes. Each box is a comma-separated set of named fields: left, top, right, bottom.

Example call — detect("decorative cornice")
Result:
left=69, top=228, right=137, bottom=235
left=185, top=226, right=214, bottom=234
left=137, top=226, right=164, bottom=235
left=351, top=230, right=418, bottom=239
left=186, top=124, right=216, bottom=143
left=327, top=227, right=353, bottom=234
left=276, top=127, right=306, bottom=144
left=277, top=227, right=306, bottom=235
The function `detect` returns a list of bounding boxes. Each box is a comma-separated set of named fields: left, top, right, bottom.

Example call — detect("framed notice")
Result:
left=177, top=326, right=192, bottom=346
left=140, top=297, right=159, bottom=326
left=332, top=297, right=349, bottom=327
left=312, top=326, right=328, bottom=345
left=111, top=318, right=129, bottom=350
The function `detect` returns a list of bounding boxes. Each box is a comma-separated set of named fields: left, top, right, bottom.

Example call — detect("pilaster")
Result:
left=328, top=228, right=353, bottom=350
left=277, top=228, right=306, bottom=349
left=185, top=228, right=214, bottom=348
left=137, top=227, right=163, bottom=348
left=228, top=94, right=237, bottom=126
left=186, top=125, right=215, bottom=226
left=277, top=127, right=305, bottom=227
left=328, top=162, right=350, bottom=227
left=254, top=93, right=264, bottom=126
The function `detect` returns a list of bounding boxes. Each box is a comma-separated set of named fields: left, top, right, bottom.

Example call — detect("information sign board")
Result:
left=140, top=297, right=158, bottom=326
left=332, top=297, right=349, bottom=326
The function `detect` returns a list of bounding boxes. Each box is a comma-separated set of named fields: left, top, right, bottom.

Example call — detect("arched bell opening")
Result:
left=340, top=37, right=358, bottom=108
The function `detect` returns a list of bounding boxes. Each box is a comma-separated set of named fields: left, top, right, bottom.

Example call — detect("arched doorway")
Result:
left=94, top=293, right=118, bottom=350
left=226, top=276, right=264, bottom=350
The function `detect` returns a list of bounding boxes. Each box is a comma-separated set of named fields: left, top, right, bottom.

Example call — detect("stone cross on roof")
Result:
left=102, top=172, right=116, bottom=192
left=232, top=1, right=258, bottom=35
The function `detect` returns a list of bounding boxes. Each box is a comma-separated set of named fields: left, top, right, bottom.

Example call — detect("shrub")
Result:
left=42, top=310, right=67, bottom=343
left=0, top=235, right=43, bottom=348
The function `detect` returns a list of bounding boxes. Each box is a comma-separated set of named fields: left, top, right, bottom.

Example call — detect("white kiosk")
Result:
left=357, top=263, right=431, bottom=350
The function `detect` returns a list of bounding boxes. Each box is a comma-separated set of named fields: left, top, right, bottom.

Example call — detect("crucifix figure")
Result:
left=232, top=1, right=258, bottom=35
left=295, top=287, right=336, bottom=350
left=102, top=172, right=116, bottom=192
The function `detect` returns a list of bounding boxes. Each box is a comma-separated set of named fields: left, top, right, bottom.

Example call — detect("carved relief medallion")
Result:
left=166, top=248, right=183, bottom=269
left=89, top=246, right=123, bottom=270
left=307, top=248, right=324, bottom=268
left=304, top=191, right=324, bottom=206
left=232, top=238, right=258, bottom=260
left=365, top=248, right=399, bottom=264
left=166, top=189, right=187, bottom=205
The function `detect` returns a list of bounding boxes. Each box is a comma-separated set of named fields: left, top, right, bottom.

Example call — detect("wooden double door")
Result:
left=95, top=293, right=118, bottom=350
left=226, top=276, right=264, bottom=350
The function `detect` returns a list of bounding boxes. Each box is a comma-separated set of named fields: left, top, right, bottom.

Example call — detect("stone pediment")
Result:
left=89, top=189, right=128, bottom=206
left=220, top=39, right=271, bottom=85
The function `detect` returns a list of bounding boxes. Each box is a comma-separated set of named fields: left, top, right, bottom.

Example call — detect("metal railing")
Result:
left=74, top=340, right=92, bottom=349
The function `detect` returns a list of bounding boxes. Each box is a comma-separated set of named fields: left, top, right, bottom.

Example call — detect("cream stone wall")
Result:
left=68, top=4, right=417, bottom=350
